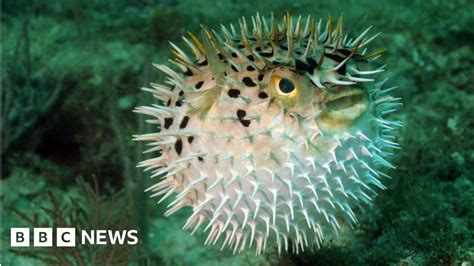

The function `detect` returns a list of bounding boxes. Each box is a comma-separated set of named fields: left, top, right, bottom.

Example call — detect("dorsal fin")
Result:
left=186, top=28, right=226, bottom=116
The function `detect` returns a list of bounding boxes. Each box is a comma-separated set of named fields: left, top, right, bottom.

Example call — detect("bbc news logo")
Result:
left=11, top=228, right=138, bottom=247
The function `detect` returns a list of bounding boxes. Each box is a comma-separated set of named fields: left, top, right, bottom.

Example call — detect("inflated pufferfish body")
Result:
left=135, top=14, right=402, bottom=255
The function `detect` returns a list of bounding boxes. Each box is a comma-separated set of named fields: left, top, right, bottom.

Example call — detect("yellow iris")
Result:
left=271, top=75, right=298, bottom=99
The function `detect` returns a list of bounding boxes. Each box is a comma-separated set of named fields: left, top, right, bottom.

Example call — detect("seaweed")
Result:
left=7, top=178, right=145, bottom=265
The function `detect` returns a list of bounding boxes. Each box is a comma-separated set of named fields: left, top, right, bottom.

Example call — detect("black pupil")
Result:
left=278, top=78, right=295, bottom=93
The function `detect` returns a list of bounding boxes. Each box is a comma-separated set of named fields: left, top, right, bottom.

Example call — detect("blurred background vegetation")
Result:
left=1, top=0, right=473, bottom=265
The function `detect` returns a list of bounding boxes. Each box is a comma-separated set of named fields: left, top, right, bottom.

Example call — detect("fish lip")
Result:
left=324, top=88, right=365, bottom=103
left=322, top=88, right=368, bottom=121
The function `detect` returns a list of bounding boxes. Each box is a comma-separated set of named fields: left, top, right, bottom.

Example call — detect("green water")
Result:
left=1, top=0, right=473, bottom=265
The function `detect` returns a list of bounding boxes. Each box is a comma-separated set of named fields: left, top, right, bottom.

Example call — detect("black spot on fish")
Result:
left=242, top=77, right=256, bottom=87
left=224, top=71, right=228, bottom=77
left=247, top=55, right=255, bottom=61
left=179, top=90, right=184, bottom=96
left=195, top=81, right=204, bottom=89
left=257, top=74, right=264, bottom=81
left=259, top=51, right=274, bottom=57
left=238, top=44, right=245, bottom=49
left=176, top=99, right=183, bottom=107
left=183, top=68, right=193, bottom=76
left=175, top=139, right=183, bottom=155
left=237, top=109, right=246, bottom=119
left=166, top=99, right=171, bottom=106
left=188, top=136, right=194, bottom=144
left=336, top=64, right=347, bottom=75
left=180, top=116, right=190, bottom=129
left=218, top=53, right=224, bottom=60
left=231, top=64, right=239, bottom=72
left=240, top=119, right=251, bottom=127
left=258, top=92, right=268, bottom=99
left=307, top=58, right=318, bottom=68
left=325, top=53, right=348, bottom=74
left=247, top=65, right=255, bottom=71
left=337, top=48, right=352, bottom=57
left=228, top=89, right=240, bottom=98
left=164, top=118, right=173, bottom=129
left=280, top=45, right=288, bottom=51
left=231, top=52, right=238, bottom=58
left=198, top=156, right=204, bottom=162
left=197, top=59, right=208, bottom=66
left=324, top=53, right=345, bottom=63
left=236, top=109, right=251, bottom=127
left=255, top=47, right=261, bottom=52
left=295, top=59, right=314, bottom=74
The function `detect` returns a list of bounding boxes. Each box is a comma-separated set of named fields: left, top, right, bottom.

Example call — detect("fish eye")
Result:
left=278, top=78, right=295, bottom=94
left=272, top=75, right=298, bottom=98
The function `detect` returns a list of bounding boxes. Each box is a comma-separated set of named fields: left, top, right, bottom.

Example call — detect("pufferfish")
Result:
left=134, top=13, right=402, bottom=255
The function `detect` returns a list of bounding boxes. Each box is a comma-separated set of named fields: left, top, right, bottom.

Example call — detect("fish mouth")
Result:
left=322, top=88, right=368, bottom=121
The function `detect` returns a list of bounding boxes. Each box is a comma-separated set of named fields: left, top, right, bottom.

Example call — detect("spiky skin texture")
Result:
left=135, top=14, right=402, bottom=255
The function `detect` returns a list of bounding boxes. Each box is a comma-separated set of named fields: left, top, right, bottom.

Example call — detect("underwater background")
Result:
left=1, top=0, right=473, bottom=265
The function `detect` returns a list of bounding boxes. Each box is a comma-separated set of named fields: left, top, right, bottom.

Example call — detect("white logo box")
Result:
left=11, top=228, right=76, bottom=247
